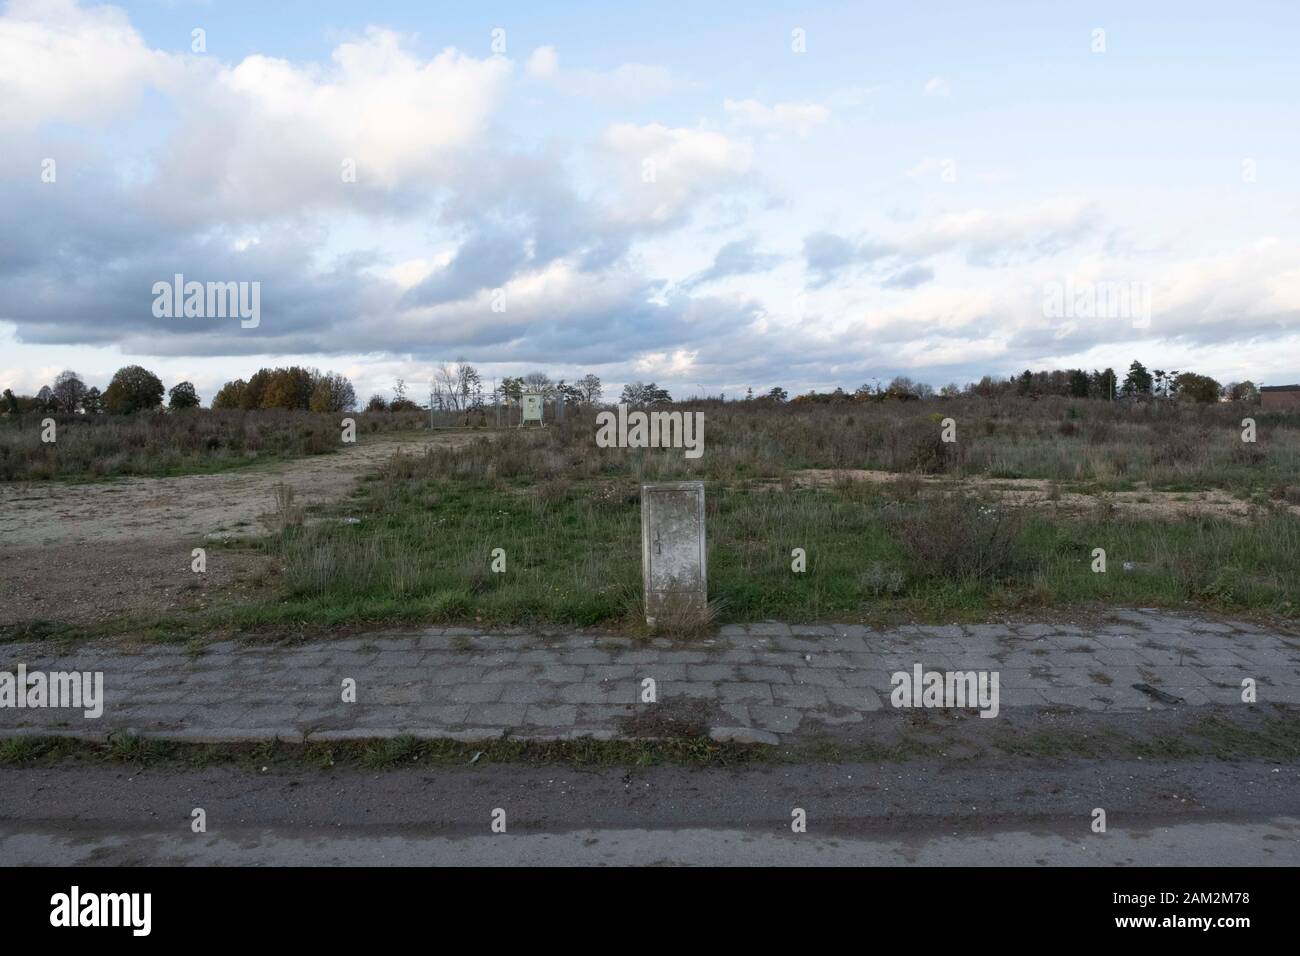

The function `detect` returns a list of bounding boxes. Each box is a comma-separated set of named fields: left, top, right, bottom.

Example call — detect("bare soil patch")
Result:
left=784, top=469, right=1297, bottom=521
left=0, top=432, right=477, bottom=627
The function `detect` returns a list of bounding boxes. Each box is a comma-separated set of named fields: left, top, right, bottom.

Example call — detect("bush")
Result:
left=882, top=494, right=1024, bottom=583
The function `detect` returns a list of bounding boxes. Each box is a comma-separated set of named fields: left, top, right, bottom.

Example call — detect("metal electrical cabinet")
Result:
left=520, top=392, right=544, bottom=426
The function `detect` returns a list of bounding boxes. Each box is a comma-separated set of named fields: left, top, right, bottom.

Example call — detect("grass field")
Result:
left=4, top=396, right=1296, bottom=641
left=222, top=399, right=1300, bottom=633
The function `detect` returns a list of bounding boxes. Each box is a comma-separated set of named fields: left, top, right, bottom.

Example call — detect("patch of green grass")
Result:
left=7, top=469, right=1295, bottom=646
left=234, top=471, right=1299, bottom=629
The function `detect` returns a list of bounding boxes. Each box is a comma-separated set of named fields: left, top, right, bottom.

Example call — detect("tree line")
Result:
left=4, top=357, right=1262, bottom=420
left=782, top=361, right=1258, bottom=405
left=212, top=367, right=356, bottom=412
left=3, top=367, right=199, bottom=415
left=2, top=365, right=359, bottom=417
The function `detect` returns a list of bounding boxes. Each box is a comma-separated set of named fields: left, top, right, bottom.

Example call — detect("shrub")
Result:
left=882, top=494, right=1024, bottom=582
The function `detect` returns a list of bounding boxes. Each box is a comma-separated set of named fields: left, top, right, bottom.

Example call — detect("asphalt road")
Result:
left=2, top=758, right=1298, bottom=865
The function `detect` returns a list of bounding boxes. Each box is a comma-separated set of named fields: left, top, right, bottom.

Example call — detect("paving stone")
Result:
left=575, top=704, right=636, bottom=725
left=749, top=706, right=804, bottom=733
left=498, top=683, right=556, bottom=704
left=717, top=682, right=773, bottom=703
left=5, top=614, right=1295, bottom=745
left=823, top=686, right=882, bottom=710
left=585, top=665, right=636, bottom=682
left=530, top=664, right=586, bottom=683
left=792, top=669, right=846, bottom=688
left=660, top=681, right=719, bottom=700
left=806, top=653, right=854, bottom=668
left=772, top=684, right=828, bottom=706
left=558, top=683, right=609, bottom=704
left=612, top=650, right=661, bottom=665
left=632, top=663, right=687, bottom=681
left=561, top=650, right=613, bottom=665
left=405, top=704, right=472, bottom=725
left=1095, top=650, right=1148, bottom=666
left=464, top=703, right=527, bottom=726
left=658, top=651, right=709, bottom=664
left=790, top=625, right=836, bottom=637
left=427, top=665, right=487, bottom=685
left=740, top=665, right=793, bottom=684
left=687, top=663, right=737, bottom=681
left=524, top=704, right=578, bottom=727
left=443, top=684, right=504, bottom=703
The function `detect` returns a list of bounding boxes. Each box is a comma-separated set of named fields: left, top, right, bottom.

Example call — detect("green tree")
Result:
left=1091, top=368, right=1118, bottom=400
left=260, top=367, right=314, bottom=410
left=497, top=376, right=524, bottom=403
left=1225, top=380, right=1259, bottom=403
left=212, top=379, right=247, bottom=410
left=1173, top=371, right=1222, bottom=404
left=1121, top=360, right=1153, bottom=397
left=103, top=365, right=164, bottom=414
left=620, top=382, right=672, bottom=405
left=168, top=381, right=201, bottom=410
left=308, top=371, right=357, bottom=412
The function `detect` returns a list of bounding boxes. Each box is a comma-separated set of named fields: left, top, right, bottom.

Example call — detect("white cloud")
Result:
left=901, top=199, right=1096, bottom=264
left=601, top=123, right=753, bottom=225
left=196, top=29, right=511, bottom=199
left=0, top=0, right=176, bottom=128
left=723, top=98, right=829, bottom=138
left=634, top=349, right=699, bottom=378
left=525, top=45, right=559, bottom=79
left=524, top=46, right=681, bottom=103
left=923, top=75, right=950, bottom=97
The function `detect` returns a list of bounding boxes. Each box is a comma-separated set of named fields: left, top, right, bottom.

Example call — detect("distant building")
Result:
left=1260, top=385, right=1300, bottom=409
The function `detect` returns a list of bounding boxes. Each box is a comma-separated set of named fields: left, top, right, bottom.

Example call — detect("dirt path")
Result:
left=0, top=433, right=476, bottom=627
left=0, top=432, right=476, bottom=548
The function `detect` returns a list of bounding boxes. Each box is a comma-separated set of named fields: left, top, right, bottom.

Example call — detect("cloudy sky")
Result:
left=2, top=0, right=1299, bottom=404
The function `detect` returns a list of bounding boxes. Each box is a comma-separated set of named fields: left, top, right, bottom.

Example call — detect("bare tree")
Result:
left=52, top=370, right=88, bottom=413
left=522, top=371, right=553, bottom=396
left=578, top=374, right=603, bottom=405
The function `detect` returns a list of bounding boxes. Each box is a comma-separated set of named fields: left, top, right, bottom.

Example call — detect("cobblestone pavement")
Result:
left=2, top=610, right=1298, bottom=745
